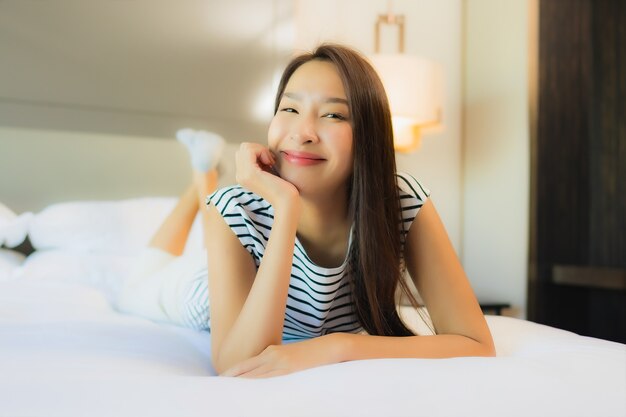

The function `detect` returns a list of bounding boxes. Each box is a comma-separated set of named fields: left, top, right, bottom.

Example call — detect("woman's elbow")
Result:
left=479, top=339, right=497, bottom=357
left=212, top=349, right=241, bottom=375
left=465, top=333, right=496, bottom=357
left=212, top=355, right=224, bottom=375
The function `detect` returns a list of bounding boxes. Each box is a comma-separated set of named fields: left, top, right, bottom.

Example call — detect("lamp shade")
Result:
left=369, top=54, right=441, bottom=151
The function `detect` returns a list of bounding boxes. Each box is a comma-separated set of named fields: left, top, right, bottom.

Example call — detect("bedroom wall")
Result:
left=0, top=0, right=532, bottom=318
left=1, top=0, right=465, bottom=256
left=462, top=0, right=533, bottom=319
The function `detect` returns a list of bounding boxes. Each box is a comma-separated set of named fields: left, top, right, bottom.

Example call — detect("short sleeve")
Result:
left=205, top=186, right=272, bottom=267
left=396, top=171, right=431, bottom=237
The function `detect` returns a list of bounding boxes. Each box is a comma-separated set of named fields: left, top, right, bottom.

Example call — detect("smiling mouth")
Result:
left=281, top=151, right=326, bottom=166
left=281, top=151, right=325, bottom=160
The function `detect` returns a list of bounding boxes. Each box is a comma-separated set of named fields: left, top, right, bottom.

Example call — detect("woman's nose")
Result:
left=290, top=116, right=319, bottom=144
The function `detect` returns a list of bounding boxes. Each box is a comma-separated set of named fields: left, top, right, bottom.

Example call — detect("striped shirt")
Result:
left=203, top=171, right=430, bottom=342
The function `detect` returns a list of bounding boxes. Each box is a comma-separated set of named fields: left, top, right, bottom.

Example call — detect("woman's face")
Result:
left=268, top=60, right=353, bottom=196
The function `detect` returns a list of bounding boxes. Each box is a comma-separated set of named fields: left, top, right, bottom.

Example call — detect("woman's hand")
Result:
left=235, top=142, right=300, bottom=211
left=220, top=333, right=346, bottom=379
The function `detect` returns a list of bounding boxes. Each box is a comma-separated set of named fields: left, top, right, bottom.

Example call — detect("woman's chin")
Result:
left=279, top=172, right=316, bottom=195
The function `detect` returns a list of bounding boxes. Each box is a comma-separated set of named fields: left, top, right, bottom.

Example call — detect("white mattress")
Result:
left=1, top=278, right=624, bottom=417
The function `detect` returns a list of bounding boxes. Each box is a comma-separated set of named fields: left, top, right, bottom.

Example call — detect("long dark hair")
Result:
left=274, top=43, right=432, bottom=336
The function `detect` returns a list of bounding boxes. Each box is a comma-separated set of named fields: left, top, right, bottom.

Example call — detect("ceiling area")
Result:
left=0, top=0, right=295, bottom=141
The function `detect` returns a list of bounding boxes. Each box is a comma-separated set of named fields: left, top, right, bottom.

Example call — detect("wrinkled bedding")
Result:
left=0, top=276, right=624, bottom=417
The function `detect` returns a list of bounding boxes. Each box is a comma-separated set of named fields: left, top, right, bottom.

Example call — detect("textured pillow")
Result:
left=0, top=248, right=26, bottom=281
left=28, top=198, right=204, bottom=255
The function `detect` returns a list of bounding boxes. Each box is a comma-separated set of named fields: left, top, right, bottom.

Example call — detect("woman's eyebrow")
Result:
left=325, top=97, right=349, bottom=105
left=284, top=92, right=348, bottom=105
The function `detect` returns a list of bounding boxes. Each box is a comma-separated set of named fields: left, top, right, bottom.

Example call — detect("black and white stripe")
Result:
left=396, top=171, right=431, bottom=241
left=188, top=171, right=429, bottom=341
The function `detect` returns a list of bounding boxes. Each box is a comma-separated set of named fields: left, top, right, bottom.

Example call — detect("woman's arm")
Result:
left=220, top=331, right=493, bottom=379
left=399, top=198, right=495, bottom=356
left=220, top=199, right=494, bottom=379
left=208, top=201, right=300, bottom=375
left=208, top=143, right=302, bottom=375
left=315, top=199, right=496, bottom=362
left=323, top=198, right=496, bottom=362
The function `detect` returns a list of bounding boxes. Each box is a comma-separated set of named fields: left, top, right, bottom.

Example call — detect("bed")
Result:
left=0, top=195, right=625, bottom=417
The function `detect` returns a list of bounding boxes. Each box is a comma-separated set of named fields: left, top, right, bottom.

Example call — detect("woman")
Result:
left=117, top=43, right=495, bottom=379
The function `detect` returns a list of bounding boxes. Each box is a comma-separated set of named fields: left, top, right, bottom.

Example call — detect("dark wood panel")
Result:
left=531, top=0, right=626, bottom=344
left=552, top=265, right=626, bottom=290
left=589, top=0, right=625, bottom=267
left=534, top=0, right=592, bottom=327
left=536, top=0, right=591, bottom=270
left=621, top=0, right=626, bottom=270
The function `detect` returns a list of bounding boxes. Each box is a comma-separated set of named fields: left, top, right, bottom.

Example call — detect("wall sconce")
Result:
left=369, top=11, right=443, bottom=152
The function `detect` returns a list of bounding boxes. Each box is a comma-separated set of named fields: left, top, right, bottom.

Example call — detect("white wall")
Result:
left=462, top=0, right=532, bottom=319
left=294, top=0, right=464, bottom=257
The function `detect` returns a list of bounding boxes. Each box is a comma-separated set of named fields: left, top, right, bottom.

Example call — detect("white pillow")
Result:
left=29, top=198, right=204, bottom=255
left=13, top=249, right=136, bottom=302
left=0, top=248, right=26, bottom=281
left=0, top=202, right=32, bottom=248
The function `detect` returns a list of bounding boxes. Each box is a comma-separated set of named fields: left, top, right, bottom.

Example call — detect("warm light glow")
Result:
left=392, top=116, right=422, bottom=152
left=369, top=54, right=442, bottom=152
left=252, top=69, right=283, bottom=123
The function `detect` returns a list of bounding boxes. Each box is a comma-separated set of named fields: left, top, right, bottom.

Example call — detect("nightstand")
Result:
left=479, top=303, right=510, bottom=316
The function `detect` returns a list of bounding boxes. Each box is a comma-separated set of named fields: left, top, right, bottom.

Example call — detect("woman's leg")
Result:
left=162, top=168, right=218, bottom=330
left=147, top=169, right=218, bottom=255
left=193, top=169, right=218, bottom=249
left=148, top=127, right=224, bottom=254
left=117, top=169, right=219, bottom=323
left=116, top=129, right=224, bottom=327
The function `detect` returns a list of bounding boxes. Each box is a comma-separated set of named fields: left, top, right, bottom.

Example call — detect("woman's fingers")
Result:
left=237, top=363, right=275, bottom=379
left=242, top=369, right=286, bottom=379
left=221, top=355, right=262, bottom=377
left=236, top=143, right=261, bottom=181
left=258, top=148, right=275, bottom=167
left=235, top=142, right=299, bottom=210
left=237, top=143, right=272, bottom=173
left=257, top=149, right=276, bottom=173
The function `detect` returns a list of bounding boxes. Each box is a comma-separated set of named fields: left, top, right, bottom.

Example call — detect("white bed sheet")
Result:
left=0, top=277, right=624, bottom=417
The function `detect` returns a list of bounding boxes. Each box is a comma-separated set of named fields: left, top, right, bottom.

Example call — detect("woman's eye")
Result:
left=323, top=113, right=346, bottom=120
left=281, top=107, right=298, bottom=113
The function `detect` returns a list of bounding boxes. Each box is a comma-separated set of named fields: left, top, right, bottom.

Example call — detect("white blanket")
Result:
left=1, top=277, right=624, bottom=417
